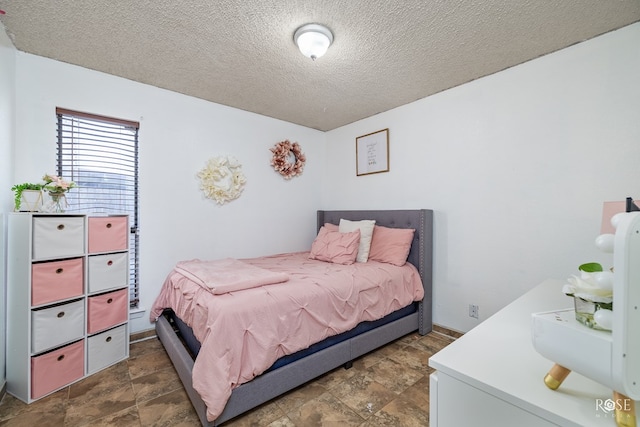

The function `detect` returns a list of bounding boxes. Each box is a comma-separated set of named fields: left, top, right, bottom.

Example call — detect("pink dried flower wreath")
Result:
left=270, top=140, right=306, bottom=179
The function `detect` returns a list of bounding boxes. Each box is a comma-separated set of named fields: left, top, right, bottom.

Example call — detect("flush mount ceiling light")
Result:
left=293, top=23, right=333, bottom=61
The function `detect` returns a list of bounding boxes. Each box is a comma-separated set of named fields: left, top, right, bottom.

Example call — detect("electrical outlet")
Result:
left=469, top=304, right=479, bottom=319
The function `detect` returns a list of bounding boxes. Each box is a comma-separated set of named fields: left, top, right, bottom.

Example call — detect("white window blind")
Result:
left=56, top=107, right=140, bottom=307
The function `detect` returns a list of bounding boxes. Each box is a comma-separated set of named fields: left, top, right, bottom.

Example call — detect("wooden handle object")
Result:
left=613, top=391, right=636, bottom=427
left=544, top=364, right=571, bottom=390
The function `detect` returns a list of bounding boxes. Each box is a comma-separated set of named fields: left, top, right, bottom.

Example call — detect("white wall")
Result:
left=0, top=22, right=16, bottom=393
left=11, top=53, right=326, bottom=332
left=323, top=23, right=640, bottom=333
left=5, top=22, right=639, bottom=337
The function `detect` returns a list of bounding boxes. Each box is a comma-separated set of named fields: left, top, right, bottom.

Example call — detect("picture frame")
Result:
left=356, top=128, right=389, bottom=176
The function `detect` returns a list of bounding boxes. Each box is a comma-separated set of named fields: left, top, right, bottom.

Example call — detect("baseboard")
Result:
left=130, top=328, right=157, bottom=343
left=432, top=324, right=464, bottom=339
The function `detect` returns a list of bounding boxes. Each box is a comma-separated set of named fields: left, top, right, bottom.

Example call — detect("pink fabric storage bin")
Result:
left=87, top=288, right=128, bottom=334
left=88, top=216, right=128, bottom=254
left=31, top=258, right=84, bottom=306
left=31, top=340, right=84, bottom=399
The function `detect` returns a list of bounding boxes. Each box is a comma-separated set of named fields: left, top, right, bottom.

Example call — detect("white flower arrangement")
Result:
left=563, top=262, right=614, bottom=330
left=563, top=269, right=613, bottom=304
left=197, top=156, right=246, bottom=205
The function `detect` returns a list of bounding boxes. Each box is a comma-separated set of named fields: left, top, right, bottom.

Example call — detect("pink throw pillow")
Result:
left=309, top=226, right=360, bottom=265
left=368, top=225, right=415, bottom=266
left=323, top=222, right=339, bottom=232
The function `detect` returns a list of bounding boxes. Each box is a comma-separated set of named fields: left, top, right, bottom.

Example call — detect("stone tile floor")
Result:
left=0, top=327, right=457, bottom=426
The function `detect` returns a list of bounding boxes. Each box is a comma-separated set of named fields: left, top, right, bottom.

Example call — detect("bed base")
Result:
left=155, top=209, right=433, bottom=426
left=157, top=309, right=421, bottom=426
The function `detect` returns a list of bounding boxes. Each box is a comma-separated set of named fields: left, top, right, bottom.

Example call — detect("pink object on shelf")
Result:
left=601, top=200, right=640, bottom=234
left=88, top=216, right=127, bottom=253
left=31, top=258, right=84, bottom=306
left=87, top=288, right=128, bottom=334
left=31, top=340, right=84, bottom=399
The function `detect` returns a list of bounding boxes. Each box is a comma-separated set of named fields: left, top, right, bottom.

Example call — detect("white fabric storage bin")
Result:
left=31, top=299, right=85, bottom=354
left=32, top=216, right=85, bottom=260
left=87, top=252, right=129, bottom=294
left=87, top=324, right=127, bottom=375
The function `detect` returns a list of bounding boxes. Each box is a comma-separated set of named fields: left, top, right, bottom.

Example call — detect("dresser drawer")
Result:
left=31, top=340, right=84, bottom=399
left=88, top=216, right=128, bottom=254
left=32, top=216, right=85, bottom=260
left=87, top=289, right=128, bottom=334
left=87, top=252, right=129, bottom=294
left=31, top=299, right=85, bottom=354
left=31, top=258, right=84, bottom=306
left=87, top=324, right=127, bottom=375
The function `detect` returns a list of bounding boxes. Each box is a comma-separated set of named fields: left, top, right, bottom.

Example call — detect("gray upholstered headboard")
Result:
left=317, top=209, right=433, bottom=310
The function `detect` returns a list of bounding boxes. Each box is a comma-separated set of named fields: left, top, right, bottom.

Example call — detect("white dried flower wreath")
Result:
left=197, top=156, right=247, bottom=205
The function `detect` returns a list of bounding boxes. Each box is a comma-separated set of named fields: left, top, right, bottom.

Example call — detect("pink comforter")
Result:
left=150, top=252, right=424, bottom=422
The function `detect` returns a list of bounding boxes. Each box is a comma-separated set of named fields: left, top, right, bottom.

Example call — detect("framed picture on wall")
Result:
left=356, top=128, right=389, bottom=176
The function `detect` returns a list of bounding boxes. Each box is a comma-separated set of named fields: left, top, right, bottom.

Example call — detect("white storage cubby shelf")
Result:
left=6, top=213, right=130, bottom=402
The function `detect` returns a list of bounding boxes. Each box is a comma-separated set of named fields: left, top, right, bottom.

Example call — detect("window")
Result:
left=56, top=108, right=140, bottom=307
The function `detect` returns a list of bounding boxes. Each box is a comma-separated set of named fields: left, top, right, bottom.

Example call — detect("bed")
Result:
left=152, top=209, right=433, bottom=426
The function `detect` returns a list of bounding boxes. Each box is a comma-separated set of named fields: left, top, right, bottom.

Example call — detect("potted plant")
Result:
left=11, top=182, right=44, bottom=212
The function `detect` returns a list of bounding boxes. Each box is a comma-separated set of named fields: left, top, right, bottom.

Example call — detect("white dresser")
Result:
left=429, top=279, right=639, bottom=427
left=5, top=213, right=130, bottom=402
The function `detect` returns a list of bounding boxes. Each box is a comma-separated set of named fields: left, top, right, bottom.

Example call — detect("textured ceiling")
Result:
left=1, top=1, right=639, bottom=131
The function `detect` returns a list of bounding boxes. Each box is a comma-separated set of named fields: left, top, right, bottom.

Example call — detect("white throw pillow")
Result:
left=339, top=219, right=376, bottom=262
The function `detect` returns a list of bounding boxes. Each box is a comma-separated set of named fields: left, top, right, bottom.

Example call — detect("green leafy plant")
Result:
left=11, top=183, right=44, bottom=211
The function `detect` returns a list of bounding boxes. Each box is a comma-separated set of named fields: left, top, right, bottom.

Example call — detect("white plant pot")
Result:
left=17, top=190, right=44, bottom=212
